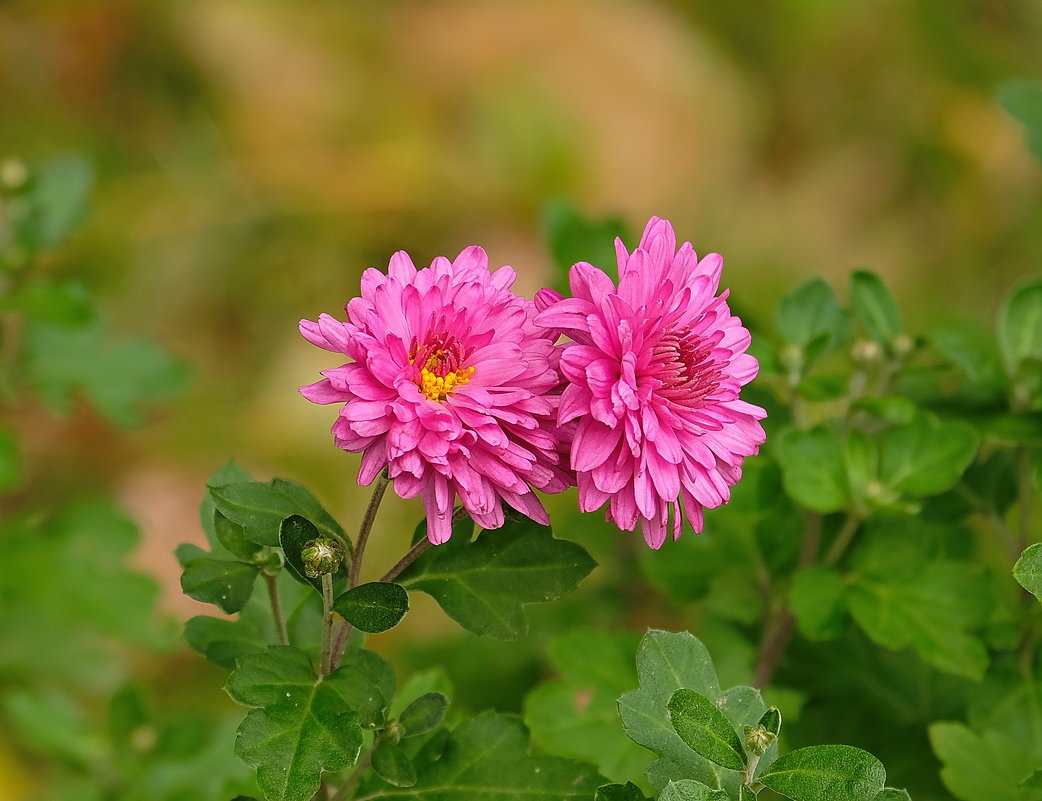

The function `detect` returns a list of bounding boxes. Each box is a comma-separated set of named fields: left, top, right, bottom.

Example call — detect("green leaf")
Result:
left=617, top=631, right=770, bottom=794
left=877, top=414, right=978, bottom=498
left=28, top=153, right=93, bottom=247
left=399, top=516, right=595, bottom=639
left=873, top=791, right=911, bottom=801
left=1014, top=544, right=1042, bottom=601
left=998, top=279, right=1042, bottom=378
left=930, top=722, right=1035, bottom=801
left=398, top=693, right=448, bottom=738
left=524, top=629, right=649, bottom=784
left=998, top=80, right=1042, bottom=162
left=351, top=711, right=604, bottom=800
left=23, top=315, right=190, bottom=428
left=758, top=745, right=886, bottom=801
left=775, top=278, right=847, bottom=354
left=217, top=510, right=265, bottom=562
left=333, top=582, right=409, bottom=634
left=667, top=689, right=746, bottom=771
left=1020, top=771, right=1042, bottom=801
left=278, top=515, right=324, bottom=591
left=789, top=566, right=847, bottom=641
left=595, top=782, right=651, bottom=801
left=180, top=558, right=260, bottom=614
left=849, top=270, right=900, bottom=345
left=372, top=741, right=417, bottom=787
left=775, top=425, right=849, bottom=512
left=226, top=646, right=366, bottom=801
left=846, top=560, right=991, bottom=680
left=209, top=479, right=347, bottom=548
left=843, top=429, right=878, bottom=512
left=658, top=780, right=730, bottom=801
left=3, top=689, right=100, bottom=765
left=184, top=613, right=270, bottom=669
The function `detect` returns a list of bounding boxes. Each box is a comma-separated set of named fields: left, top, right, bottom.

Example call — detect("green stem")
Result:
left=263, top=572, right=289, bottom=646
left=1018, top=446, right=1033, bottom=554
left=381, top=538, right=433, bottom=583
left=320, top=573, right=335, bottom=677
left=349, top=471, right=390, bottom=590
left=823, top=514, right=862, bottom=567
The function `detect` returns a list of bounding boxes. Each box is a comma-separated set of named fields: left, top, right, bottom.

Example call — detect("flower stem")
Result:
left=263, top=572, right=289, bottom=646
left=1018, top=446, right=1033, bottom=555
left=823, top=514, right=862, bottom=567
left=320, top=573, right=335, bottom=677
left=349, top=471, right=390, bottom=590
left=381, top=538, right=433, bottom=583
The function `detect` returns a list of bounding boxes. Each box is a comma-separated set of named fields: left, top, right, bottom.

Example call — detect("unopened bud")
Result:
left=744, top=724, right=776, bottom=757
left=0, top=158, right=28, bottom=190
left=301, top=537, right=344, bottom=578
left=383, top=720, right=404, bottom=745
left=779, top=343, right=803, bottom=375
left=851, top=339, right=882, bottom=367
left=892, top=333, right=914, bottom=358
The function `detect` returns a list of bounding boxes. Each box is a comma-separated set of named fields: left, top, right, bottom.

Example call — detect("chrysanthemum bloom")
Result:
left=534, top=217, right=766, bottom=548
left=299, top=247, right=570, bottom=544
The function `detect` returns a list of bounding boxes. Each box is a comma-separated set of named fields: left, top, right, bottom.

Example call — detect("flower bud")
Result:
left=851, top=339, right=882, bottom=367
left=779, top=343, right=804, bottom=375
left=892, top=333, right=914, bottom=358
left=301, top=537, right=344, bottom=578
left=0, top=158, right=28, bottom=190
left=743, top=724, right=776, bottom=757
left=383, top=720, right=404, bottom=745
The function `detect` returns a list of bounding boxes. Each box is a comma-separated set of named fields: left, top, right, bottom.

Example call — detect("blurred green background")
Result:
left=1, top=1, right=1042, bottom=797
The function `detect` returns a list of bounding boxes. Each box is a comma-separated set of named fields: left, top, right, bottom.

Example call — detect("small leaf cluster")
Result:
left=179, top=463, right=599, bottom=799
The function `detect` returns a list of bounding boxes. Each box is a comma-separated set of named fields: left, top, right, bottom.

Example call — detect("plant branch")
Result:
left=263, top=572, right=290, bottom=646
left=381, top=538, right=433, bottom=583
left=320, top=573, right=335, bottom=677
left=823, top=514, right=862, bottom=567
left=349, top=471, right=390, bottom=591
left=1018, top=446, right=1033, bottom=555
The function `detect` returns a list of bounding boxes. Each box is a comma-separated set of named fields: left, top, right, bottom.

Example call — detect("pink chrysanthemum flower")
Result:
left=534, top=217, right=766, bottom=549
left=299, top=247, right=570, bottom=544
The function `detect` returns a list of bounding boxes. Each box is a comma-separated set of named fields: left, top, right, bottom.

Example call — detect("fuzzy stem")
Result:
left=320, top=573, right=335, bottom=677
left=381, top=538, right=433, bottom=583
left=348, top=471, right=390, bottom=591
left=263, top=572, right=290, bottom=646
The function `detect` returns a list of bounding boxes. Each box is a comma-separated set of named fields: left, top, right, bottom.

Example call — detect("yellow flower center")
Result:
left=419, top=359, right=475, bottom=401
left=408, top=333, right=474, bottom=402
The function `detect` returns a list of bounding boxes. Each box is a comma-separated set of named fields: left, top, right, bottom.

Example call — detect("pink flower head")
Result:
left=534, top=217, right=766, bottom=549
left=300, top=247, right=570, bottom=544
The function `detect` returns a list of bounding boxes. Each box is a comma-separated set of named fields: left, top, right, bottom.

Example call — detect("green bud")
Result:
left=779, top=343, right=804, bottom=375
left=757, top=706, right=782, bottom=737
left=383, top=720, right=404, bottom=745
left=301, top=537, right=344, bottom=578
left=743, top=724, right=776, bottom=757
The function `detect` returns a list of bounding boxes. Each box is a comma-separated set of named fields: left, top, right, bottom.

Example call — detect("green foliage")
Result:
left=849, top=271, right=901, bottom=346
left=334, top=582, right=410, bottom=633
left=543, top=199, right=630, bottom=288
left=352, top=712, right=606, bottom=800
left=209, top=478, right=348, bottom=549
left=998, top=80, right=1042, bottom=162
left=524, top=629, right=649, bottom=784
left=399, top=515, right=596, bottom=639
left=775, top=278, right=848, bottom=357
left=658, top=780, right=730, bottom=800
left=1014, top=543, right=1042, bottom=601
left=667, top=689, right=747, bottom=772
left=397, top=692, right=449, bottom=737
left=180, top=556, right=261, bottom=614
left=757, top=745, right=886, bottom=801
left=226, top=646, right=367, bottom=801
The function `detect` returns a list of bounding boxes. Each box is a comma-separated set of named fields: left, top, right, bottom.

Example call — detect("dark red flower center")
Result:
left=409, top=332, right=474, bottom=401
left=650, top=326, right=721, bottom=405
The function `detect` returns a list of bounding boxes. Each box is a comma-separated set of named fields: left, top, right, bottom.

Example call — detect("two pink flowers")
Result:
left=300, top=217, right=766, bottom=548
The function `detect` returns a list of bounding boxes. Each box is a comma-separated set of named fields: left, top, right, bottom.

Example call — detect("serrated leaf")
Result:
left=846, top=562, right=990, bottom=680
left=351, top=711, right=604, bottom=800
left=398, top=693, right=448, bottom=738
left=524, top=629, right=648, bottom=784
left=334, top=582, right=409, bottom=634
left=399, top=516, right=595, bottom=639
left=1014, top=544, right=1042, bottom=601
left=659, top=780, right=730, bottom=801
left=789, top=566, right=847, bottom=641
left=758, top=745, right=886, bottom=801
left=180, top=558, right=260, bottom=614
left=775, top=425, right=848, bottom=512
left=23, top=316, right=189, bottom=428
left=930, top=722, right=1034, bottom=801
left=595, top=782, right=651, bottom=801
left=850, top=271, right=900, bottom=345
left=877, top=414, right=978, bottom=498
left=371, top=741, right=417, bottom=787
left=775, top=278, right=847, bottom=353
left=667, top=690, right=745, bottom=771
left=209, top=479, right=346, bottom=548
left=184, top=613, right=270, bottom=669
left=226, top=647, right=366, bottom=801
left=617, top=631, right=770, bottom=794
left=998, top=280, right=1042, bottom=379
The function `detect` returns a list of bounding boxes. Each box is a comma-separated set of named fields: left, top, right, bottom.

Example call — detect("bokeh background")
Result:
left=2, top=1, right=1041, bottom=798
